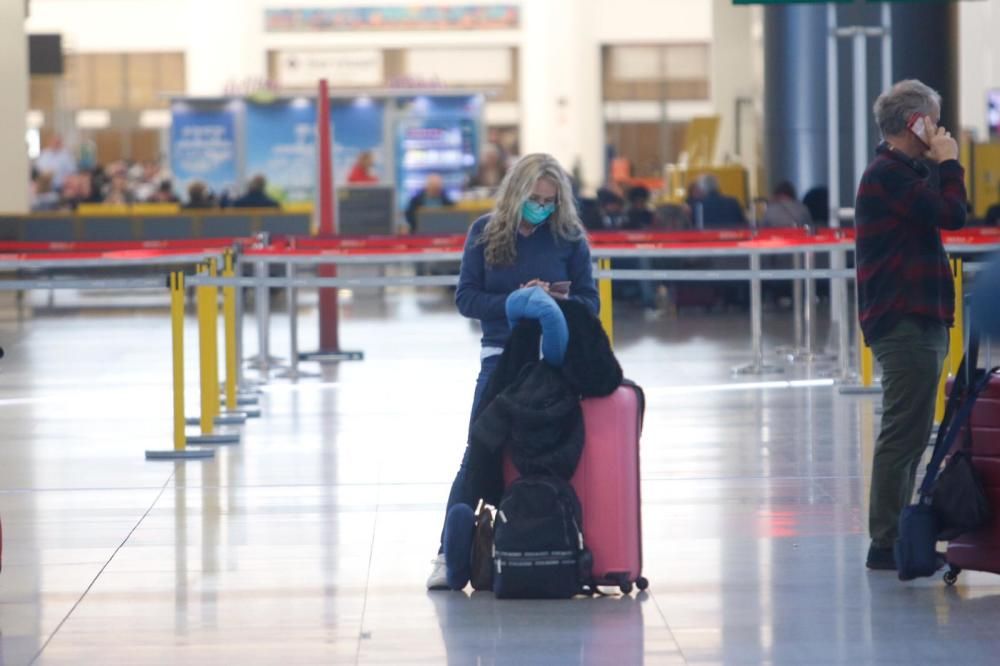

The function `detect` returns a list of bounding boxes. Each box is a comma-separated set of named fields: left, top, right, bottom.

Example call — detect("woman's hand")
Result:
left=519, top=279, right=568, bottom=300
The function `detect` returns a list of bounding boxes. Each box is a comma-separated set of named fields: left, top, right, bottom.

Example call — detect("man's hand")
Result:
left=924, top=119, right=959, bottom=163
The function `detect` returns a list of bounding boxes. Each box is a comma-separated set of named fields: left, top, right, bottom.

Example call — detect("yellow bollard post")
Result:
left=223, top=251, right=238, bottom=413
left=936, top=259, right=965, bottom=424
left=197, top=263, right=215, bottom=435
left=860, top=333, right=875, bottom=389
left=206, top=258, right=221, bottom=422
left=187, top=259, right=241, bottom=446
left=145, top=272, right=214, bottom=460
left=935, top=364, right=948, bottom=425
left=598, top=258, right=614, bottom=347
left=171, top=272, right=186, bottom=451
left=949, top=258, right=964, bottom=377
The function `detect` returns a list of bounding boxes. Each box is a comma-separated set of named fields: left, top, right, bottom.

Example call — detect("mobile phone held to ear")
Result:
left=908, top=113, right=930, bottom=147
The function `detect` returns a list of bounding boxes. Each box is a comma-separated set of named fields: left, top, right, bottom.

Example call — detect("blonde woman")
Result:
left=427, top=153, right=599, bottom=589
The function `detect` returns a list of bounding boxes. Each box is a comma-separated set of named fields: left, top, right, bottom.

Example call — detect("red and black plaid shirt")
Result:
left=855, top=143, right=967, bottom=344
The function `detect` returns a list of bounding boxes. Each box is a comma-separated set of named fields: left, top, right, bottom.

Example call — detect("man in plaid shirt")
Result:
left=855, top=79, right=967, bottom=571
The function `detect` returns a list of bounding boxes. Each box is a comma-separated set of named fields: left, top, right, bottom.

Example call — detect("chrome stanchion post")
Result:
left=734, top=251, right=783, bottom=376
left=793, top=252, right=804, bottom=350
left=278, top=261, right=318, bottom=380
left=289, top=261, right=298, bottom=377
left=804, top=250, right=816, bottom=356
left=254, top=257, right=271, bottom=379
left=230, top=248, right=260, bottom=406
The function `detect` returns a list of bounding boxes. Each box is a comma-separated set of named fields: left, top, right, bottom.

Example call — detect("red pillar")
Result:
left=316, top=79, right=339, bottom=352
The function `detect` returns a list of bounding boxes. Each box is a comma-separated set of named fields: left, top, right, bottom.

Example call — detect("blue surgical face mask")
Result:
left=522, top=200, right=556, bottom=225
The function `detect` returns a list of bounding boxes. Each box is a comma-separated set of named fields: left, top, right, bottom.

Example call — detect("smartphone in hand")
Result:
left=549, top=281, right=571, bottom=296
left=907, top=113, right=930, bottom=148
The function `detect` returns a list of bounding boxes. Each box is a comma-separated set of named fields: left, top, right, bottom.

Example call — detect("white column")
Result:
left=958, top=0, right=996, bottom=140
left=518, top=2, right=555, bottom=162
left=519, top=0, right=603, bottom=191
left=710, top=0, right=757, bottom=166
left=566, top=2, right=603, bottom=192
left=1, top=1, right=30, bottom=213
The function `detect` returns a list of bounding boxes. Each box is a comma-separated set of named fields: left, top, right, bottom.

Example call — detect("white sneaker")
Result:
left=426, top=554, right=449, bottom=590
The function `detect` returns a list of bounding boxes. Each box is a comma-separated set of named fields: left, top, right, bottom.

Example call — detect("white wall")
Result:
left=26, top=0, right=188, bottom=52
left=591, top=0, right=712, bottom=42
left=25, top=0, right=716, bottom=188
left=2, top=0, right=29, bottom=212
left=959, top=0, right=1000, bottom=140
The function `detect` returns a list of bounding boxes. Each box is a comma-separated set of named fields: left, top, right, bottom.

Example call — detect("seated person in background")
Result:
left=405, top=173, right=454, bottom=233
left=103, top=172, right=135, bottom=205
left=35, top=135, right=76, bottom=189
left=347, top=150, right=379, bottom=184
left=985, top=186, right=1000, bottom=227
left=761, top=181, right=812, bottom=228
left=31, top=172, right=62, bottom=211
left=802, top=186, right=829, bottom=226
left=233, top=175, right=280, bottom=209
left=148, top=180, right=180, bottom=204
left=582, top=187, right=626, bottom=231
left=468, top=145, right=507, bottom=190
left=60, top=173, right=92, bottom=211
left=184, top=181, right=216, bottom=209
left=695, top=174, right=747, bottom=229
left=658, top=203, right=691, bottom=230
left=624, top=185, right=660, bottom=230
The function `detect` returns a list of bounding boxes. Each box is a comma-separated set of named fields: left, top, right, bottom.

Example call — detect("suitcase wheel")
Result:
left=636, top=576, right=649, bottom=592
left=943, top=567, right=961, bottom=586
left=619, top=582, right=633, bottom=595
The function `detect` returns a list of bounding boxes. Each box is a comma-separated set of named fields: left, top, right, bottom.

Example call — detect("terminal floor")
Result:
left=1, top=291, right=999, bottom=665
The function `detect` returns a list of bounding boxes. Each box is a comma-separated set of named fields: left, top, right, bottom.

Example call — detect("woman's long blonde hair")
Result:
left=479, top=153, right=585, bottom=266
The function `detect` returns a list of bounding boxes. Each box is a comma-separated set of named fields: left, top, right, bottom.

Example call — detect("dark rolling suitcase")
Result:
left=943, top=356, right=1000, bottom=583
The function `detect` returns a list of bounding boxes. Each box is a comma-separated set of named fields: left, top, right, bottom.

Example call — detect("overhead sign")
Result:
left=265, top=6, right=520, bottom=32
left=276, top=49, right=384, bottom=88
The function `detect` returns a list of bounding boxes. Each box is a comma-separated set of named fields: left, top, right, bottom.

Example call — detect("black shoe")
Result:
left=866, top=545, right=896, bottom=570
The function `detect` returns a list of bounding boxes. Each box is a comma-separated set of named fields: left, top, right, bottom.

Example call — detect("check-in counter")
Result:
left=415, top=200, right=493, bottom=236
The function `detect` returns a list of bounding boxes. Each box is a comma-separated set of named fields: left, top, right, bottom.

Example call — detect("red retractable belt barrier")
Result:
left=0, top=237, right=253, bottom=253
left=0, top=247, right=227, bottom=262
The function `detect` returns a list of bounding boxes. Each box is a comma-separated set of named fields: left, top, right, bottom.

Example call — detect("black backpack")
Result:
left=492, top=476, right=593, bottom=599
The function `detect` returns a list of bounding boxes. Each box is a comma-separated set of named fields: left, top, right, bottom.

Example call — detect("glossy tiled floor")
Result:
left=2, top=290, right=1000, bottom=665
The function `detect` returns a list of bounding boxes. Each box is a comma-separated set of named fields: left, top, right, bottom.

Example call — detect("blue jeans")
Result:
left=439, top=353, right=500, bottom=552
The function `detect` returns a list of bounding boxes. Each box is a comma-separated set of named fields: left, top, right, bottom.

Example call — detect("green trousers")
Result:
left=869, top=316, right=949, bottom=549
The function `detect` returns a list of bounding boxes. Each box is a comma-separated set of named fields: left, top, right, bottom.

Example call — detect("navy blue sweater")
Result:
left=455, top=215, right=600, bottom=349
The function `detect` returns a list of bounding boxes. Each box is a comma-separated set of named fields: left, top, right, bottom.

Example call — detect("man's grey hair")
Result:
left=873, top=79, right=942, bottom=137
left=698, top=174, right=720, bottom=194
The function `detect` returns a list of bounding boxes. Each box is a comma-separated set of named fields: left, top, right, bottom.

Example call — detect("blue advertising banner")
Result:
left=395, top=95, right=480, bottom=208
left=169, top=102, right=239, bottom=200
left=332, top=99, right=386, bottom=186
left=244, top=100, right=320, bottom=203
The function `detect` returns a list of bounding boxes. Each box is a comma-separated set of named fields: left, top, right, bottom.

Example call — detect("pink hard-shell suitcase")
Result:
left=505, top=380, right=648, bottom=594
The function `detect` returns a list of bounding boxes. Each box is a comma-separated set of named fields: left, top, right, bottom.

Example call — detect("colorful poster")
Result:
left=332, top=99, right=386, bottom=186
left=244, top=100, right=321, bottom=203
left=169, top=102, right=239, bottom=200
left=265, top=5, right=519, bottom=33
left=395, top=95, right=480, bottom=209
